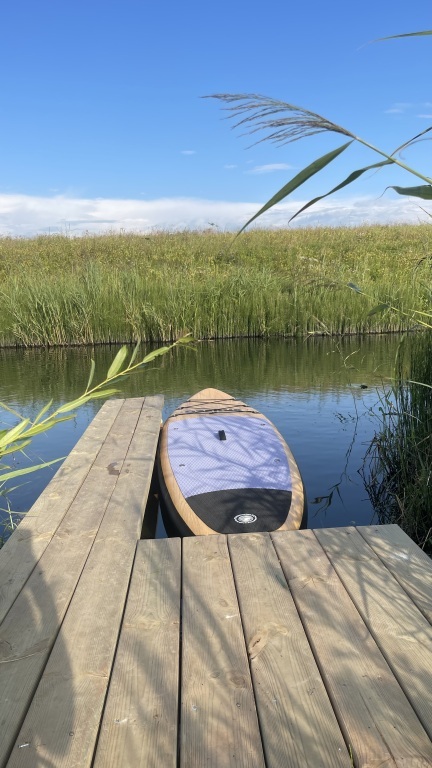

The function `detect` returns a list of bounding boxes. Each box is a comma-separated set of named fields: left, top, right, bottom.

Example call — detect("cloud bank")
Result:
left=248, top=163, right=293, bottom=174
left=0, top=192, right=427, bottom=238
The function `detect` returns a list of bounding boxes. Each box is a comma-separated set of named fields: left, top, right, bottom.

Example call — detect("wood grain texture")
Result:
left=228, top=533, right=350, bottom=767
left=0, top=398, right=143, bottom=768
left=315, top=526, right=432, bottom=741
left=357, top=524, right=432, bottom=625
left=181, top=535, right=265, bottom=768
left=93, top=538, right=181, bottom=768
left=4, top=397, right=163, bottom=768
left=0, top=398, right=123, bottom=625
left=173, top=388, right=254, bottom=415
left=271, top=529, right=432, bottom=768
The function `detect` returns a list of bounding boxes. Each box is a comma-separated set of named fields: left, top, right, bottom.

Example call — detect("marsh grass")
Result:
left=0, top=225, right=430, bottom=346
left=364, top=333, right=432, bottom=553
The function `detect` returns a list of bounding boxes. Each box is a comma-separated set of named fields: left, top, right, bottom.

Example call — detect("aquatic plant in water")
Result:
left=363, top=334, right=432, bottom=554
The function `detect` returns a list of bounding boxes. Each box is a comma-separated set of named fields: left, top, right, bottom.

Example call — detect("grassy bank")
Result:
left=0, top=225, right=431, bottom=346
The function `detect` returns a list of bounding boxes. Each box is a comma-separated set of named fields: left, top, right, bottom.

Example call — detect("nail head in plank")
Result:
left=271, top=529, right=432, bottom=768
left=94, top=538, right=181, bottom=768
left=181, top=535, right=266, bottom=768
left=228, top=532, right=350, bottom=767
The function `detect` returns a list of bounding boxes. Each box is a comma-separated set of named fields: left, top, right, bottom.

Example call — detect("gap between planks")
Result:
left=271, top=528, right=432, bottom=768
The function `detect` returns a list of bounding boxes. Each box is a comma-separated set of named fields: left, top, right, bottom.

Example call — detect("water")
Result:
left=0, top=335, right=402, bottom=539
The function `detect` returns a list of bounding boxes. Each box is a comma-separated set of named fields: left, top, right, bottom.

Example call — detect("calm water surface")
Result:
left=0, top=336, right=402, bottom=539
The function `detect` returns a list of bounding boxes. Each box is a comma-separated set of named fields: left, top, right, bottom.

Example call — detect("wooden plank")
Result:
left=0, top=398, right=149, bottom=768
left=6, top=397, right=163, bottom=768
left=93, top=538, right=181, bottom=768
left=228, top=533, right=350, bottom=767
left=181, top=535, right=265, bottom=768
left=0, top=398, right=145, bottom=767
left=272, top=529, right=432, bottom=768
left=0, top=398, right=123, bottom=624
left=358, top=524, right=432, bottom=624
left=315, top=526, right=432, bottom=741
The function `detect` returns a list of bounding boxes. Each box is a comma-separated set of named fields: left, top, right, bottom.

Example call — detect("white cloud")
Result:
left=248, top=163, right=293, bottom=174
left=416, top=114, right=432, bottom=119
left=224, top=164, right=237, bottom=169
left=0, top=192, right=428, bottom=238
left=181, top=150, right=196, bottom=155
left=385, top=102, right=432, bottom=117
left=384, top=102, right=412, bottom=114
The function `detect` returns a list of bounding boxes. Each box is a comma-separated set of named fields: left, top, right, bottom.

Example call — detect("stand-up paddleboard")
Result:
left=158, top=388, right=306, bottom=536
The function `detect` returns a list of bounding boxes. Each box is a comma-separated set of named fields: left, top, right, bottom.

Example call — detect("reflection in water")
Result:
left=0, top=335, right=404, bottom=536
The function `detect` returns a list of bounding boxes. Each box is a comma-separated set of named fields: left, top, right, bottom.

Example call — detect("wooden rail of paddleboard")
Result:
left=160, top=387, right=305, bottom=535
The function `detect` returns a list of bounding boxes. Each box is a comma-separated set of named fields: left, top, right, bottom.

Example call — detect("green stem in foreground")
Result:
left=0, top=336, right=193, bottom=485
left=209, top=90, right=432, bottom=230
left=353, top=134, right=432, bottom=186
left=347, top=284, right=432, bottom=329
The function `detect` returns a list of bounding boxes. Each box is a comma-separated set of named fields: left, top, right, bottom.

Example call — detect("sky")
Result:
left=0, top=1, right=431, bottom=236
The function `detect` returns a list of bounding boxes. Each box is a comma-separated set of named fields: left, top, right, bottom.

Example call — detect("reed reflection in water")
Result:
left=0, top=335, right=404, bottom=537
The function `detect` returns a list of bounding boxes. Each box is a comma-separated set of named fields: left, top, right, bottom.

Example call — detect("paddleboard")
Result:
left=158, top=388, right=306, bottom=536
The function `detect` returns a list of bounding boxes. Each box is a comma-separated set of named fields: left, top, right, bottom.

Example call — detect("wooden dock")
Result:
left=1, top=397, right=432, bottom=767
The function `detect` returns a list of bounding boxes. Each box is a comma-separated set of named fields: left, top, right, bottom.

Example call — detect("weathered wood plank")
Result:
left=1, top=398, right=157, bottom=768
left=181, top=535, right=265, bottom=768
left=0, top=397, right=141, bottom=765
left=0, top=398, right=123, bottom=625
left=358, top=524, right=432, bottom=625
left=5, top=397, right=162, bottom=768
left=228, top=533, right=350, bottom=767
left=272, top=529, right=432, bottom=768
left=315, top=526, right=432, bottom=741
left=93, top=538, right=181, bottom=768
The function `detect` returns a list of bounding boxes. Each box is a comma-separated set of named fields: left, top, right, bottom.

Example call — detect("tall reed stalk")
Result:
left=0, top=226, right=429, bottom=347
left=364, top=333, right=432, bottom=553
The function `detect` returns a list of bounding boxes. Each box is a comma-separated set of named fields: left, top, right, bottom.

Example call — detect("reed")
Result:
left=0, top=225, right=430, bottom=346
left=364, top=333, right=432, bottom=554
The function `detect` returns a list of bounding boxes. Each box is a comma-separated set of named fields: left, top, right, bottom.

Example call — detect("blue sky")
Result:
left=0, top=1, right=431, bottom=235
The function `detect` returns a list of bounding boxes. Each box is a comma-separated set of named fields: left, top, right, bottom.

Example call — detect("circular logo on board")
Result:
left=234, top=514, right=257, bottom=524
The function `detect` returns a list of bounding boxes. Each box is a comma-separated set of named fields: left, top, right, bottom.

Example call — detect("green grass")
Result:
left=364, top=332, right=432, bottom=554
left=0, top=224, right=431, bottom=346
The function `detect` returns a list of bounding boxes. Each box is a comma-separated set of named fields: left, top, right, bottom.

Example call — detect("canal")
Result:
left=0, top=334, right=403, bottom=539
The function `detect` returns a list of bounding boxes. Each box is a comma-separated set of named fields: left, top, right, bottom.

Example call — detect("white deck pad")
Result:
left=167, top=415, right=292, bottom=499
